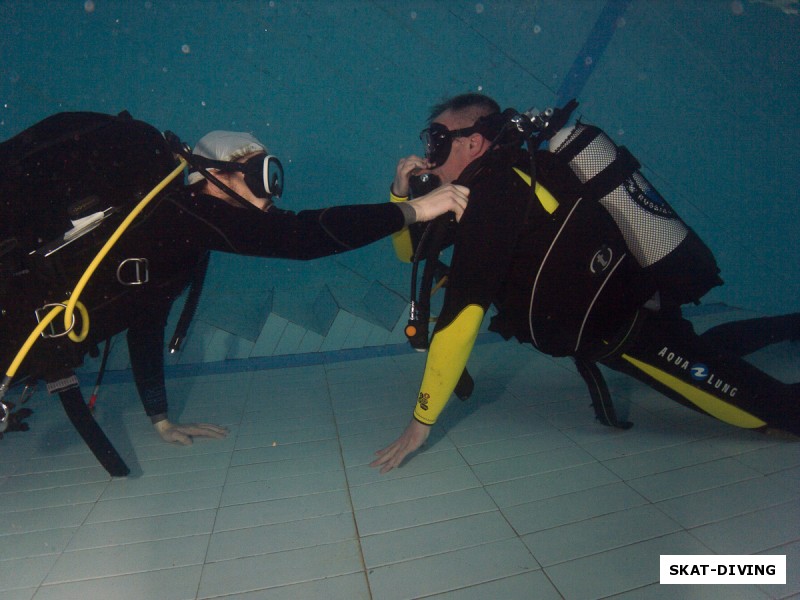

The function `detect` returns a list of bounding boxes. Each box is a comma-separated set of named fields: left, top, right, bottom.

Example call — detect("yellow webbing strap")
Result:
left=512, top=167, right=559, bottom=214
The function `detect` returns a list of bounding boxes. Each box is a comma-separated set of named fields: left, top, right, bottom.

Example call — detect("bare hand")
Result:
left=370, top=419, right=431, bottom=474
left=153, top=419, right=229, bottom=446
left=408, top=184, right=469, bottom=223
left=392, top=155, right=433, bottom=198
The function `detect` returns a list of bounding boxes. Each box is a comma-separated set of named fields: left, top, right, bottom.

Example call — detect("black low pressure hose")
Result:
left=169, top=251, right=210, bottom=353
left=88, top=338, right=112, bottom=410
left=405, top=219, right=438, bottom=349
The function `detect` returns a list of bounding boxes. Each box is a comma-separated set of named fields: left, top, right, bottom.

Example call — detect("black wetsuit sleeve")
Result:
left=171, top=196, right=406, bottom=260
left=127, top=309, right=169, bottom=420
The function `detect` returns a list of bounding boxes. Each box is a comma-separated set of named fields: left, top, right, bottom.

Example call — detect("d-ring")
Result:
left=35, top=303, right=75, bottom=338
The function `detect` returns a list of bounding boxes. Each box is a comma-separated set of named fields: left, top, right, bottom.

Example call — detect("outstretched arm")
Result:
left=186, top=184, right=467, bottom=260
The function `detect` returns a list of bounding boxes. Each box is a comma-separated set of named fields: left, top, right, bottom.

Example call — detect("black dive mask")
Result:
left=419, top=122, right=479, bottom=167
left=228, top=153, right=284, bottom=199
left=194, top=153, right=284, bottom=199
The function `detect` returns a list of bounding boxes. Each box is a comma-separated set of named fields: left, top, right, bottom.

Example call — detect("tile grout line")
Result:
left=193, top=369, right=254, bottom=600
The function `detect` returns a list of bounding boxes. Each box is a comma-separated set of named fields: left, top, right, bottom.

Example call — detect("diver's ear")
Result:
left=467, top=132, right=490, bottom=158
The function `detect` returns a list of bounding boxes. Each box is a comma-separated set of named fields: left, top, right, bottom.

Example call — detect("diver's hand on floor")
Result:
left=370, top=418, right=431, bottom=474
left=153, top=419, right=229, bottom=446
left=408, top=184, right=469, bottom=223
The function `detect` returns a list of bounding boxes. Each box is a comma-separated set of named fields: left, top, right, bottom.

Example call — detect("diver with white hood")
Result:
left=0, top=116, right=468, bottom=468
left=130, top=129, right=469, bottom=445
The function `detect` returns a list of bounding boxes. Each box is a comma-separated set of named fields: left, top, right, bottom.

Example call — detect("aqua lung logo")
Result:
left=624, top=176, right=675, bottom=218
left=690, top=364, right=710, bottom=380
left=590, top=245, right=613, bottom=275
left=657, top=347, right=737, bottom=397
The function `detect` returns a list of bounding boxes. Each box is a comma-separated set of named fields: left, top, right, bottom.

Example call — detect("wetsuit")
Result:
left=52, top=187, right=415, bottom=423
left=401, top=146, right=800, bottom=435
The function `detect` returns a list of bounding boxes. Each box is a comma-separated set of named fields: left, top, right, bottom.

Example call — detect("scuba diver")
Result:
left=0, top=112, right=468, bottom=474
left=127, top=130, right=467, bottom=447
left=371, top=93, right=800, bottom=474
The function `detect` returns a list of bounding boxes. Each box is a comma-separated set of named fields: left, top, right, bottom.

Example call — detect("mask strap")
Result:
left=163, top=133, right=263, bottom=212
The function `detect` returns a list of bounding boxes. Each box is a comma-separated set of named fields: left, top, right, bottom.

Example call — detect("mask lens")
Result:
left=243, top=154, right=284, bottom=199
left=265, top=156, right=284, bottom=198
left=420, top=123, right=452, bottom=167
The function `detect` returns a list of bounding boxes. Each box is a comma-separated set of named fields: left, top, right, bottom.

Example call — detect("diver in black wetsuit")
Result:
left=371, top=93, right=800, bottom=474
left=123, top=130, right=469, bottom=445
left=0, top=124, right=468, bottom=446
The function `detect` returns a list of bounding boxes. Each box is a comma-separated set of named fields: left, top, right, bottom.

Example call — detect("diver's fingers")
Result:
left=448, top=184, right=469, bottom=221
left=370, top=419, right=431, bottom=474
left=408, top=184, right=470, bottom=222
left=397, top=155, right=429, bottom=175
left=393, top=156, right=432, bottom=197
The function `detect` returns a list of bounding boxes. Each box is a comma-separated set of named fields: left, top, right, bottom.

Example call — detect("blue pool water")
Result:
left=2, top=4, right=800, bottom=598
left=2, top=0, right=798, bottom=369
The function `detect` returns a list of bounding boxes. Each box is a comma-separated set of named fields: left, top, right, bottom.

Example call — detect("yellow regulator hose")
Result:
left=1, top=157, right=188, bottom=408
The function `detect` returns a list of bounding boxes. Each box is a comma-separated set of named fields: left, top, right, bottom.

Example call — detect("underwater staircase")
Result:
left=76, top=260, right=433, bottom=376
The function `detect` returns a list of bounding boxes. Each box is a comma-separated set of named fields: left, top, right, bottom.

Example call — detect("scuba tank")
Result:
left=548, top=123, right=723, bottom=306
left=520, top=112, right=722, bottom=359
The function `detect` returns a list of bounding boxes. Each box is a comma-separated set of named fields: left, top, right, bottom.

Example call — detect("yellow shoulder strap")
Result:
left=513, top=167, right=559, bottom=214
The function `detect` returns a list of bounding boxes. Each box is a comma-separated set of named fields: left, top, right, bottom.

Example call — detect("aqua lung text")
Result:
left=657, top=347, right=738, bottom=397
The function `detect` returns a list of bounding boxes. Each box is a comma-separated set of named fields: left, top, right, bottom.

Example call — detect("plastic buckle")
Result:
left=116, top=258, right=149, bottom=286
left=35, top=302, right=75, bottom=338
left=46, top=374, right=80, bottom=395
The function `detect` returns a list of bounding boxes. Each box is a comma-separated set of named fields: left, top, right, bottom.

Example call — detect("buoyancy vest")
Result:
left=549, top=123, right=723, bottom=305
left=504, top=121, right=723, bottom=359
left=0, top=111, right=183, bottom=382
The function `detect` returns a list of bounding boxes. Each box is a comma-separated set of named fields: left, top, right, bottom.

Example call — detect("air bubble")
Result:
left=533, top=24, right=541, bottom=34
left=84, top=0, right=95, bottom=13
left=475, top=3, right=484, bottom=13
left=181, top=44, right=191, bottom=54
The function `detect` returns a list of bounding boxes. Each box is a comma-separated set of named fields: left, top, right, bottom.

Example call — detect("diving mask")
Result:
left=201, top=153, right=284, bottom=199
left=419, top=122, right=479, bottom=167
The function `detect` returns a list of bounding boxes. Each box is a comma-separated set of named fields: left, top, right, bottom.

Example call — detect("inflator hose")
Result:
left=1, top=157, right=188, bottom=399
